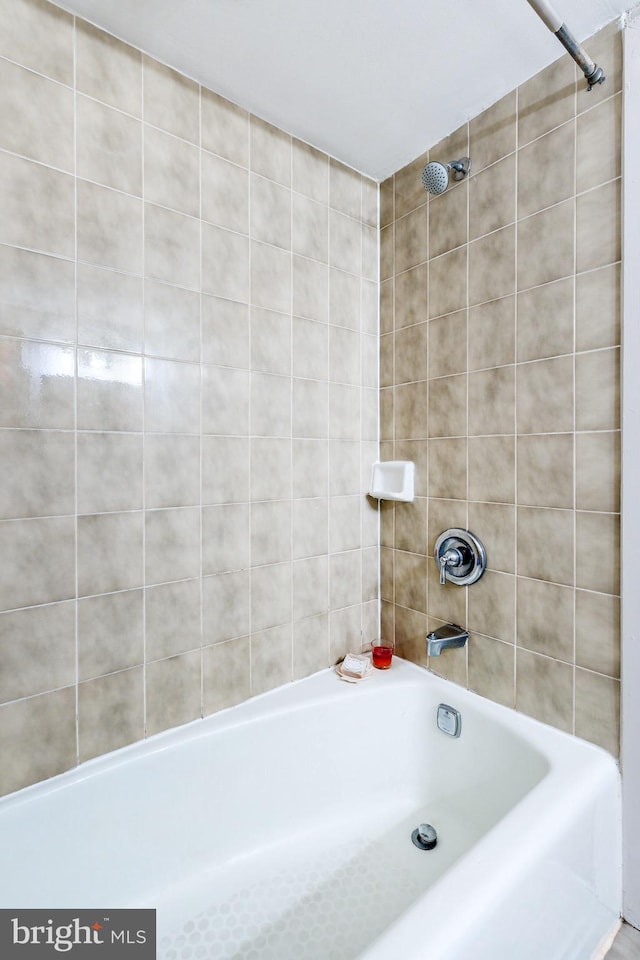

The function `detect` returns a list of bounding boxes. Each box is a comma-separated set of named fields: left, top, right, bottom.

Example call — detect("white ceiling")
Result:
left=57, top=0, right=628, bottom=179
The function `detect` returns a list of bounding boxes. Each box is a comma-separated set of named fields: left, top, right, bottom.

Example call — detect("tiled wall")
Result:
left=380, top=23, right=621, bottom=755
left=0, top=0, right=379, bottom=796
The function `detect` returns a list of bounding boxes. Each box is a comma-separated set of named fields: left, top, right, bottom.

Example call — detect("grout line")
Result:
left=513, top=79, right=520, bottom=707
left=72, top=12, right=80, bottom=768
left=140, top=49, right=148, bottom=741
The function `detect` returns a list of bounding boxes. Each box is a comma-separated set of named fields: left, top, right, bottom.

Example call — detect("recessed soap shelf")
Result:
left=369, top=461, right=415, bottom=502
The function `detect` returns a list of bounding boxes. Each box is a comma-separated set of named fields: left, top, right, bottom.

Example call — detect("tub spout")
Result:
left=427, top=623, right=468, bottom=656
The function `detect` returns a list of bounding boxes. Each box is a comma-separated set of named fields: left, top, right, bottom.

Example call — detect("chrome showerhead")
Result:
left=421, top=157, right=471, bottom=195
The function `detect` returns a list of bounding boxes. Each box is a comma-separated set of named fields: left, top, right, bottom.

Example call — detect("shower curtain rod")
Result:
left=526, top=0, right=606, bottom=90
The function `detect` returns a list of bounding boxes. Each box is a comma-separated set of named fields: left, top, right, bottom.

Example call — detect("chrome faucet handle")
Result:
left=439, top=547, right=463, bottom=585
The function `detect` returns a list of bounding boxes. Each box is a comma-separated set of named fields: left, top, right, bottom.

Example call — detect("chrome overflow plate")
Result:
left=411, top=823, right=438, bottom=850
left=434, top=528, right=486, bottom=586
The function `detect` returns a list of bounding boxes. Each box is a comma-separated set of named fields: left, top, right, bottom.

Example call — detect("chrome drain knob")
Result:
left=411, top=823, right=437, bottom=850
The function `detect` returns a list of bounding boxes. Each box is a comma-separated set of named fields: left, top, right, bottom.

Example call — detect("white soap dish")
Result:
left=369, top=460, right=415, bottom=502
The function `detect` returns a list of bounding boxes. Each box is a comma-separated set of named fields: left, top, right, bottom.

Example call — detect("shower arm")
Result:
left=526, top=0, right=605, bottom=91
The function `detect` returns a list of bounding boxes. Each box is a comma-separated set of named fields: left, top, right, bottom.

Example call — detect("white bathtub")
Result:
left=0, top=657, right=621, bottom=960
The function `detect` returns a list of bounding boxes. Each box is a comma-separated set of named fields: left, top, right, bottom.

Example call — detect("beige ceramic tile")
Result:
left=202, top=365, right=249, bottom=436
left=77, top=265, right=143, bottom=353
left=143, top=57, right=199, bottom=143
left=144, top=125, right=199, bottom=217
left=394, top=551, right=427, bottom=614
left=292, top=193, right=329, bottom=262
left=250, top=116, right=291, bottom=186
left=77, top=432, right=143, bottom=514
left=394, top=381, right=428, bottom=440
left=251, top=438, right=292, bottom=501
left=516, top=648, right=573, bottom=733
left=0, top=601, right=75, bottom=702
left=429, top=181, right=467, bottom=258
left=330, top=551, right=362, bottom=611
left=468, top=225, right=515, bottom=306
left=251, top=563, right=292, bottom=632
left=468, top=366, right=515, bottom=436
left=330, top=159, right=361, bottom=219
left=467, top=502, right=515, bottom=573
left=201, top=296, right=249, bottom=369
left=0, top=245, right=75, bottom=344
left=78, top=180, right=143, bottom=274
left=145, top=507, right=201, bottom=586
left=203, top=637, right=250, bottom=714
left=145, top=280, right=200, bottom=362
left=429, top=247, right=467, bottom=319
left=468, top=297, right=515, bottom=371
left=395, top=265, right=428, bottom=328
left=201, top=151, right=249, bottom=234
left=293, top=614, right=330, bottom=680
left=0, top=430, right=74, bottom=520
left=380, top=176, right=394, bottom=228
left=517, top=121, right=575, bottom=219
left=329, top=267, right=360, bottom=330
left=77, top=511, right=144, bottom=597
left=0, top=516, right=75, bottom=611
left=575, top=668, right=619, bottom=756
left=77, top=348, right=143, bottom=432
left=292, top=497, right=328, bottom=560
left=575, top=347, right=619, bottom=431
left=1, top=0, right=74, bottom=86
left=293, top=140, right=329, bottom=204
left=469, top=154, right=515, bottom=241
left=468, top=634, right=515, bottom=707
left=76, top=95, right=142, bottom=196
left=202, top=503, right=250, bottom=575
left=394, top=498, right=427, bottom=555
left=429, top=439, right=467, bottom=500
left=393, top=604, right=427, bottom=666
left=0, top=151, right=74, bottom=258
left=518, top=55, right=576, bottom=147
left=76, top=19, right=141, bottom=116
left=516, top=355, right=573, bottom=434
left=79, top=667, right=144, bottom=762
left=395, top=323, right=427, bottom=385
left=78, top=590, right=144, bottom=681
left=380, top=279, right=394, bottom=335
left=576, top=590, right=620, bottom=678
left=517, top=199, right=574, bottom=291
left=516, top=576, right=574, bottom=661
left=201, top=89, right=249, bottom=167
left=429, top=375, right=466, bottom=439
left=394, top=151, right=428, bottom=220
left=330, top=605, right=363, bottom=664
left=576, top=511, right=619, bottom=595
left=145, top=651, right=202, bottom=735
left=252, top=500, right=292, bottom=567
left=146, top=579, right=202, bottom=660
left=145, top=358, right=200, bottom=434
left=516, top=277, right=573, bottom=362
left=203, top=570, right=250, bottom=644
left=517, top=434, right=574, bottom=509
left=145, top=203, right=200, bottom=291
left=428, top=310, right=468, bottom=378
left=0, top=58, right=74, bottom=172
left=251, top=241, right=291, bottom=313
left=517, top=507, right=574, bottom=586
left=576, top=94, right=621, bottom=193
left=468, top=436, right=515, bottom=504
left=202, top=223, right=250, bottom=302
left=469, top=91, right=516, bottom=173
left=0, top=688, right=76, bottom=797
left=576, top=264, right=620, bottom=352
left=576, top=432, right=620, bottom=513
left=293, top=555, right=328, bottom=620
left=468, top=570, right=515, bottom=643
left=251, top=173, right=292, bottom=250
left=0, top=339, right=74, bottom=429
left=292, top=439, right=328, bottom=499
left=577, top=179, right=621, bottom=274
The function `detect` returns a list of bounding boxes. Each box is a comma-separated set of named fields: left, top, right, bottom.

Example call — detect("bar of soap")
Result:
left=341, top=654, right=367, bottom=677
